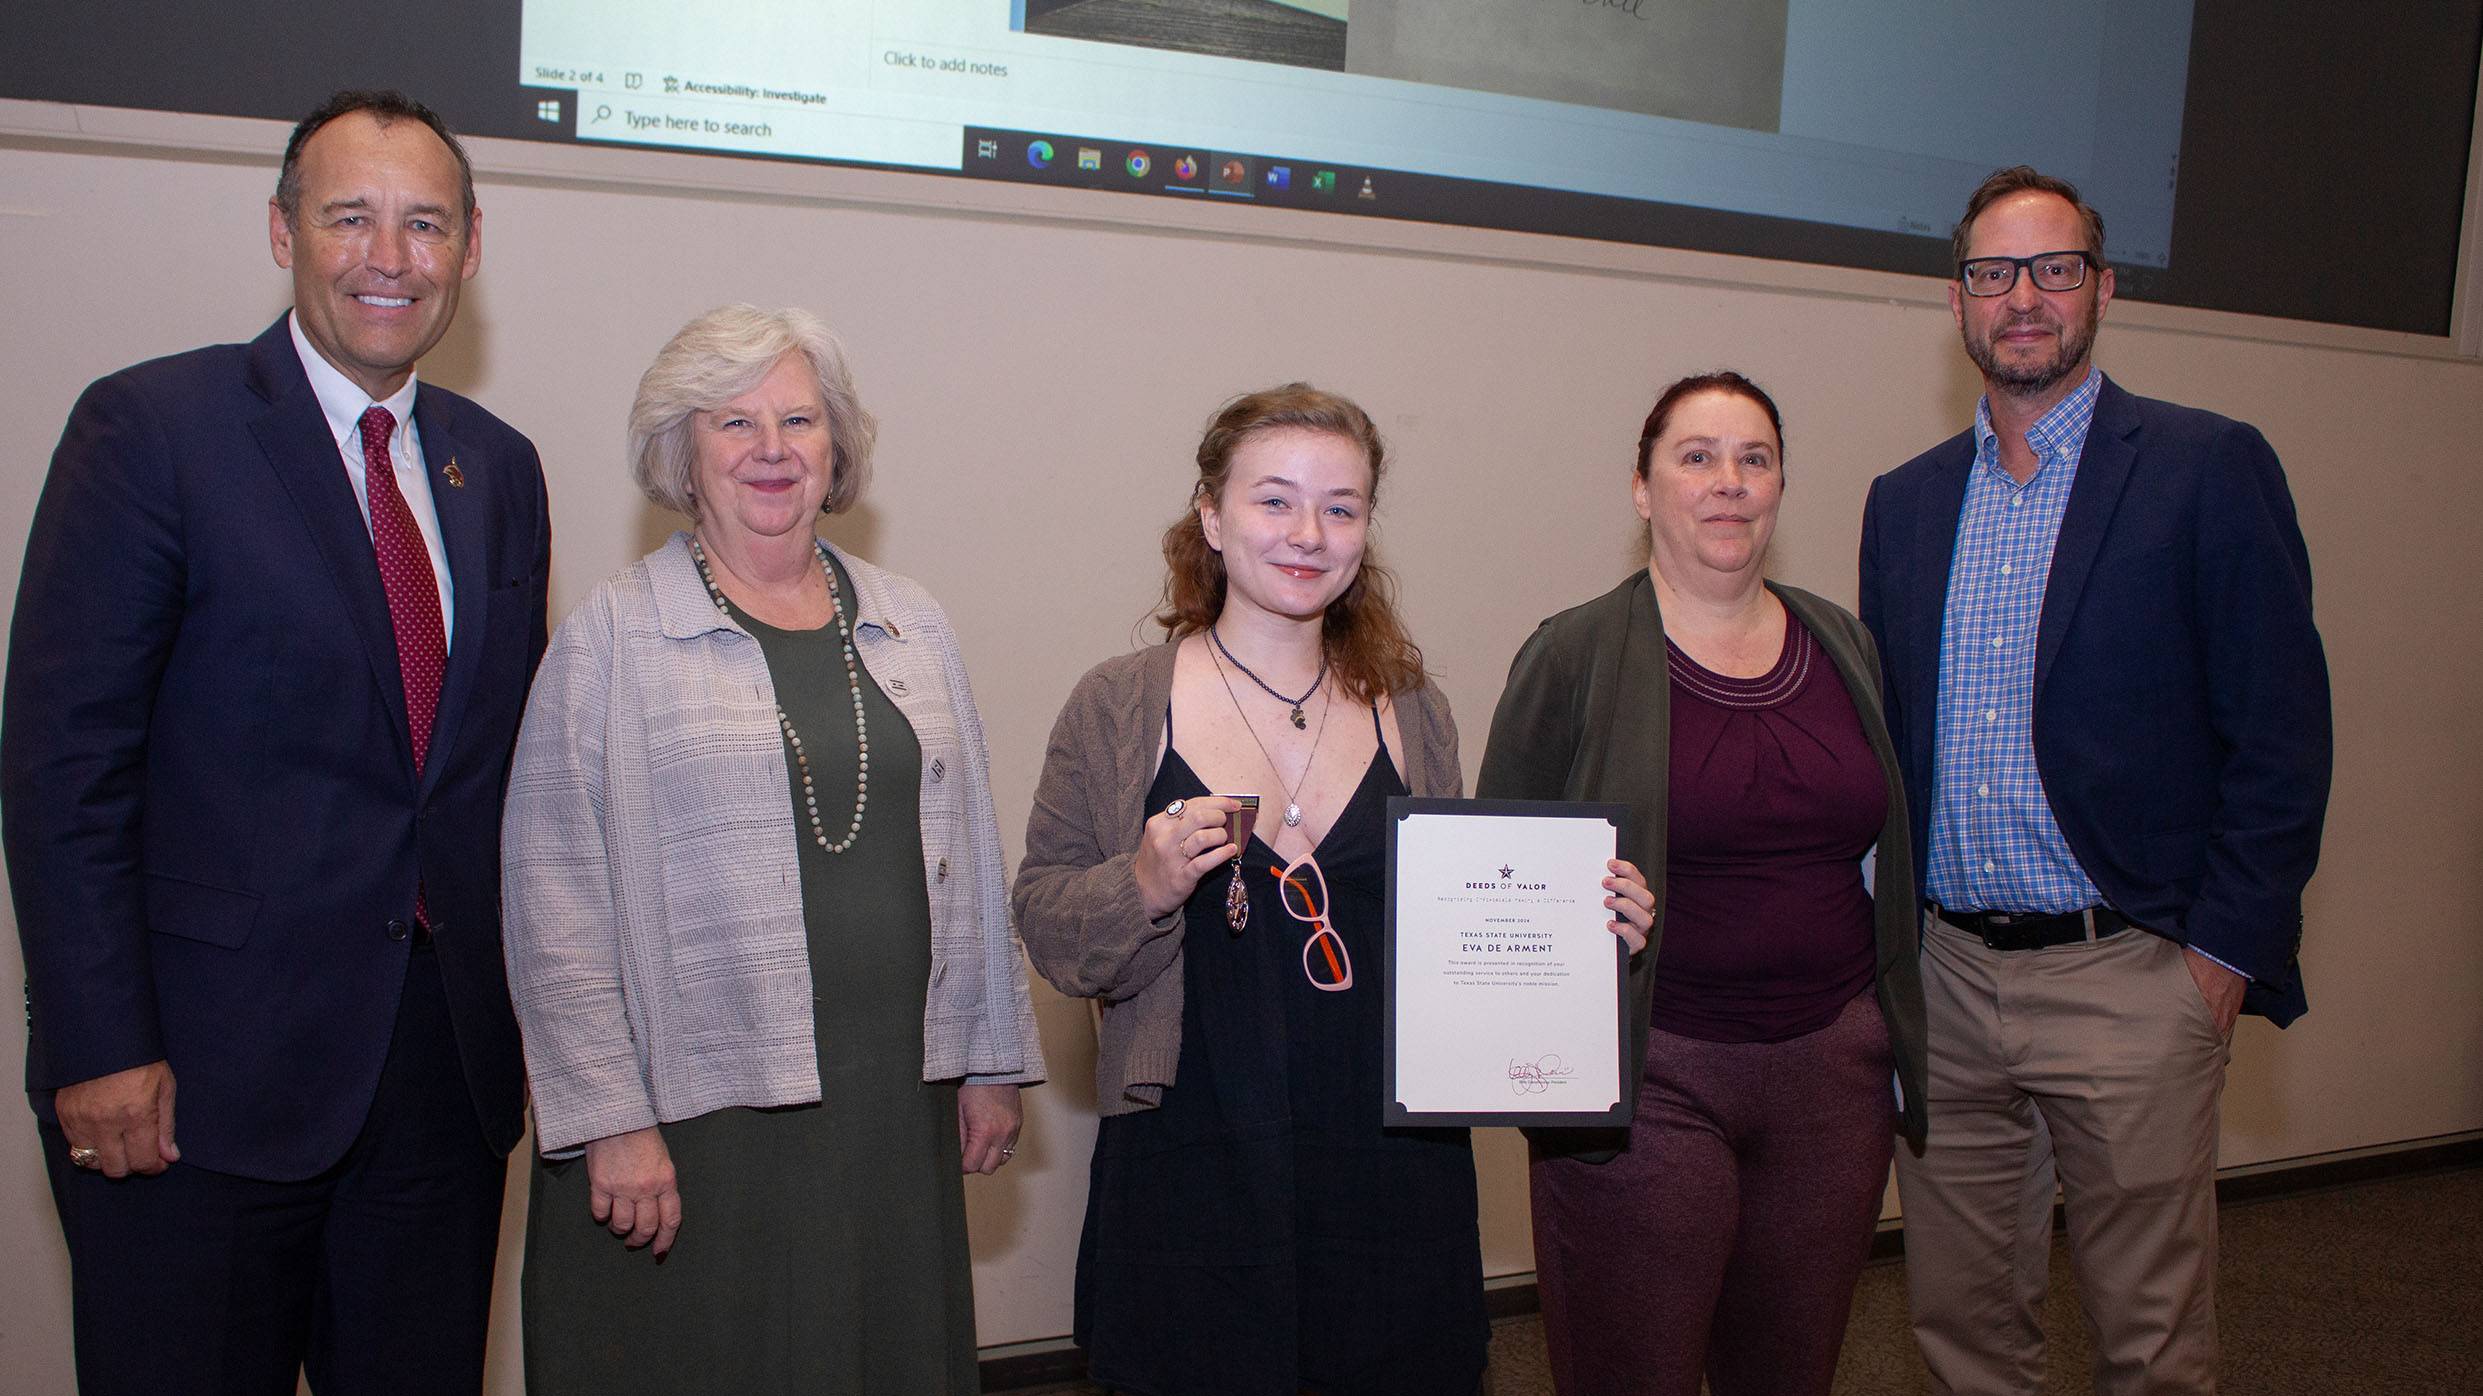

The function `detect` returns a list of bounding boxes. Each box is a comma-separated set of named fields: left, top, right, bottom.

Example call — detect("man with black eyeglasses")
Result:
left=1857, top=166, right=2332, bottom=1394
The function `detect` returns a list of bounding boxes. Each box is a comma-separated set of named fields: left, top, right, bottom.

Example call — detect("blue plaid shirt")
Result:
left=1923, top=369, right=2106, bottom=913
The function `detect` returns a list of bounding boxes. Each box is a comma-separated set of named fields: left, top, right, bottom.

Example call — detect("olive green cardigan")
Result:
left=1475, top=570, right=1928, bottom=1160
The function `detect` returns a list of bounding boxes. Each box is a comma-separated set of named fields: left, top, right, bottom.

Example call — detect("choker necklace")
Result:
left=1208, top=637, right=1332, bottom=830
left=690, top=536, right=869, bottom=854
left=1209, top=624, right=1328, bottom=729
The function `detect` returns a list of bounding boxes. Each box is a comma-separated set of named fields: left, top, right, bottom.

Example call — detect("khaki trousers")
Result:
left=1893, top=912, right=2230, bottom=1395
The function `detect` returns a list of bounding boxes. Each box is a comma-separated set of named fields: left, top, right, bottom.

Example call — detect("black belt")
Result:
left=1931, top=903, right=2131, bottom=951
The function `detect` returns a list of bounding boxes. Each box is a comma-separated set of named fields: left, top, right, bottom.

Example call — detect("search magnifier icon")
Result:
left=594, top=104, right=612, bottom=122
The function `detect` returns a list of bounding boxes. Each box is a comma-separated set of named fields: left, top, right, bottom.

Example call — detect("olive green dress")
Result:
left=523, top=553, right=978, bottom=1394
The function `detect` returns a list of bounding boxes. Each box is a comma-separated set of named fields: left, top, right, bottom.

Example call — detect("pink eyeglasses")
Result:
left=1271, top=855, right=1352, bottom=992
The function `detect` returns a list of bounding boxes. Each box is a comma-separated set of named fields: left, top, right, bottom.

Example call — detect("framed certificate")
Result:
left=1383, top=796, right=1634, bottom=1128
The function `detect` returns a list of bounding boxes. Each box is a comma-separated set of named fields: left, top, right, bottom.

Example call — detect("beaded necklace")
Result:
left=1209, top=623, right=1327, bottom=729
left=690, top=535, right=869, bottom=854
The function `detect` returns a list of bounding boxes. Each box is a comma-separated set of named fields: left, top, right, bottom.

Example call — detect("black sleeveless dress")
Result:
left=1074, top=709, right=1489, bottom=1396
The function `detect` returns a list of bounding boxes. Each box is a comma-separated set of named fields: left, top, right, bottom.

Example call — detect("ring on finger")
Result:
left=1000, top=1145, right=1016, bottom=1159
left=1162, top=798, right=1186, bottom=819
left=66, top=1145, right=102, bottom=1169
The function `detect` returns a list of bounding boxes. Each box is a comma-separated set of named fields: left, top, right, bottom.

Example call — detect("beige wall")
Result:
left=3, top=117, right=2480, bottom=1391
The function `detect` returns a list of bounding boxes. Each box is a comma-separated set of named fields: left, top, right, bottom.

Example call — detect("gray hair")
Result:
left=629, top=304, right=877, bottom=518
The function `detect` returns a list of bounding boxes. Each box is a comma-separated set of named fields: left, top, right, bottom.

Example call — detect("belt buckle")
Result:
left=1981, top=911, right=2030, bottom=950
left=1965, top=907, right=2069, bottom=951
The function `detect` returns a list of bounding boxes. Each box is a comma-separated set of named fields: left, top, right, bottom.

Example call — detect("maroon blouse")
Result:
left=1651, top=615, right=1887, bottom=1044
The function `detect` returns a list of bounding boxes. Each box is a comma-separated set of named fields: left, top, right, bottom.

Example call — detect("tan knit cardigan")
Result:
left=1012, top=640, right=1461, bottom=1114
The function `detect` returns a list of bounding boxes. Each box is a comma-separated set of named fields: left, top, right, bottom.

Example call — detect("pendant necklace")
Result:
left=690, top=536, right=870, bottom=853
left=1208, top=635, right=1332, bottom=831
left=1210, top=624, right=1327, bottom=729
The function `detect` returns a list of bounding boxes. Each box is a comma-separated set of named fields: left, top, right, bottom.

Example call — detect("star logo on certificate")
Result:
left=1498, top=865, right=1514, bottom=880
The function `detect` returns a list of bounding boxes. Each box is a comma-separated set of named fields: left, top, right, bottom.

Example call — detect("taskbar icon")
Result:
left=958, top=128, right=1378, bottom=212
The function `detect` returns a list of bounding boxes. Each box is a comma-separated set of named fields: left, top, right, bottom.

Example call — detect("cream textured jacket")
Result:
left=503, top=533, right=1043, bottom=1156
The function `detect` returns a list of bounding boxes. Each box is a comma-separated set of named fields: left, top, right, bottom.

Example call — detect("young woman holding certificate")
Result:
left=1015, top=383, right=1653, bottom=1396
left=1477, top=372, right=1928, bottom=1396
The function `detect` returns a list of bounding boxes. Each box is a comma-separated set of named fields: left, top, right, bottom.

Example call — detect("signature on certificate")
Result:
left=1507, top=1054, right=1575, bottom=1095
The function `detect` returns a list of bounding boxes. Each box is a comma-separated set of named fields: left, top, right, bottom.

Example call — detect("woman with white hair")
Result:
left=503, top=304, right=1043, bottom=1393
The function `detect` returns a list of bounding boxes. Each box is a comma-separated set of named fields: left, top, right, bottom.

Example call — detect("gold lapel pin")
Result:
left=443, top=459, right=466, bottom=489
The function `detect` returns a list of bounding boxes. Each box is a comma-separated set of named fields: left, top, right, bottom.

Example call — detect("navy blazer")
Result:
left=1858, top=376, right=2330, bottom=1026
left=2, top=317, right=550, bottom=1179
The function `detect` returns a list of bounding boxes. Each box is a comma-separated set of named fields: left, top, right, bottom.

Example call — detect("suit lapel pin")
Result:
left=443, top=459, right=466, bottom=489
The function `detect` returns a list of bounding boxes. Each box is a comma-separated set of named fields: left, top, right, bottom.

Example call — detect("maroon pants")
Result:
left=1531, top=991, right=1897, bottom=1396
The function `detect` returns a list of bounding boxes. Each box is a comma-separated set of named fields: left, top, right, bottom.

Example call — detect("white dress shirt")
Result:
left=288, top=312, right=455, bottom=647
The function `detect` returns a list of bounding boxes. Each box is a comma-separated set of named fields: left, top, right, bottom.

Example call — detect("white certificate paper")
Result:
left=1384, top=797, right=1632, bottom=1127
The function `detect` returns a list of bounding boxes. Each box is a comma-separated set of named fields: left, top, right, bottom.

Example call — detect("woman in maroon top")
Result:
left=1477, top=372, right=1927, bottom=1396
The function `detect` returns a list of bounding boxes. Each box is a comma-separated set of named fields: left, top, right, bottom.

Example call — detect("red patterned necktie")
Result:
left=357, top=406, right=447, bottom=774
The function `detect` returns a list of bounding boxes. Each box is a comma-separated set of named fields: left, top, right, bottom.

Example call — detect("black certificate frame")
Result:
left=1382, top=796, right=1634, bottom=1129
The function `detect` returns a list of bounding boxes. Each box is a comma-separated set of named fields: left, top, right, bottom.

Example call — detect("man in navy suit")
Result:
left=1859, top=167, right=2330, bottom=1394
left=2, top=90, right=548, bottom=1394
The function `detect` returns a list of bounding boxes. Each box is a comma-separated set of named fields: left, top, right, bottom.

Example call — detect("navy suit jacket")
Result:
left=3, top=316, right=550, bottom=1179
left=1858, top=376, right=2329, bottom=1026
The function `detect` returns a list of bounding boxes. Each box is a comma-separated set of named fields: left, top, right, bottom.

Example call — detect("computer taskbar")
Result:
left=961, top=126, right=1390, bottom=210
